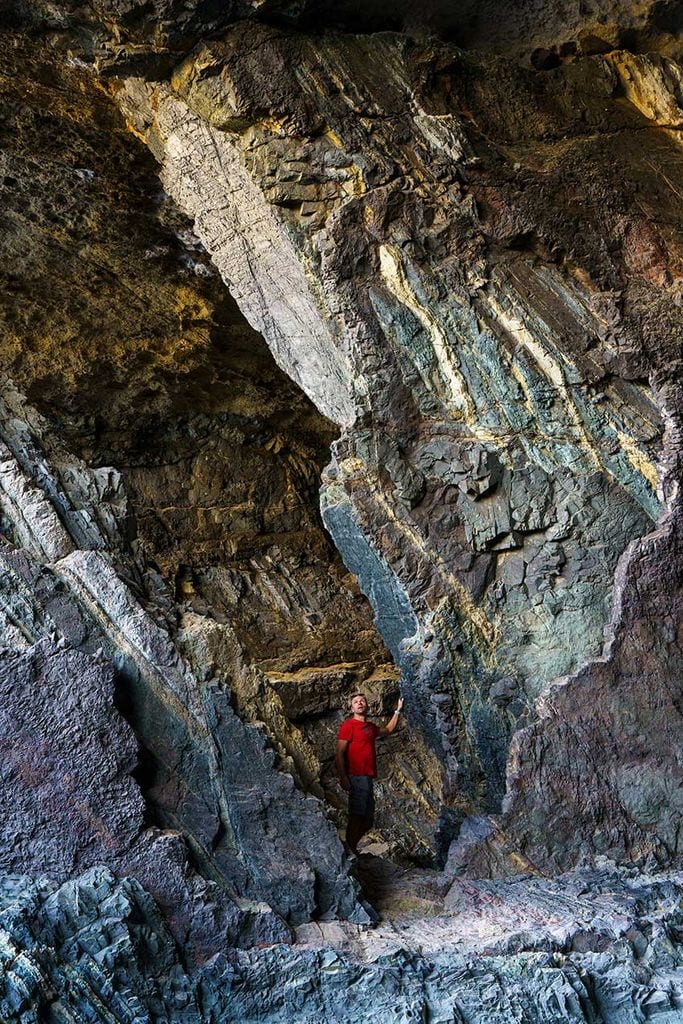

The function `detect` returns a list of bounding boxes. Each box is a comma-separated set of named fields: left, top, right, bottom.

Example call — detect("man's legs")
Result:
left=346, top=813, right=372, bottom=854
left=346, top=776, right=375, bottom=854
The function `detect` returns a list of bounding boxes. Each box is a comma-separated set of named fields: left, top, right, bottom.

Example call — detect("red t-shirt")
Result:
left=338, top=718, right=380, bottom=777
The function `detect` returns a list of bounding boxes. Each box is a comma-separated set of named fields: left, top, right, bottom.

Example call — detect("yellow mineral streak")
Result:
left=489, top=301, right=565, bottom=389
left=341, top=164, right=367, bottom=198
left=334, top=458, right=495, bottom=646
left=125, top=120, right=148, bottom=145
left=320, top=129, right=367, bottom=196
left=509, top=361, right=536, bottom=416
left=170, top=60, right=195, bottom=96
left=170, top=47, right=222, bottom=96
left=611, top=424, right=659, bottom=490
left=255, top=116, right=289, bottom=136
left=339, top=471, right=498, bottom=647
left=487, top=296, right=601, bottom=469
left=379, top=244, right=474, bottom=419
left=606, top=52, right=683, bottom=130
left=324, top=128, right=344, bottom=149
left=430, top=590, right=495, bottom=655
left=488, top=298, right=657, bottom=494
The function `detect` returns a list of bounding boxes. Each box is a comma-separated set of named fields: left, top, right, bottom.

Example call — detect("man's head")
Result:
left=350, top=693, right=368, bottom=717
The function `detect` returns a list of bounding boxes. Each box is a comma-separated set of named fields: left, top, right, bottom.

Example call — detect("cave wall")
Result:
left=0, top=0, right=681, bottom=997
left=107, top=22, right=683, bottom=867
left=13, top=0, right=683, bottom=65
left=0, top=28, right=452, bottom=953
left=0, top=3, right=682, bottom=1020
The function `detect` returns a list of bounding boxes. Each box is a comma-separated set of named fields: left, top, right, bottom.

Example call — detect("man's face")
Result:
left=351, top=694, right=368, bottom=715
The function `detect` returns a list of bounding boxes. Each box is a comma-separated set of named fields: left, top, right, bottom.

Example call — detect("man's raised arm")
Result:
left=378, top=696, right=404, bottom=736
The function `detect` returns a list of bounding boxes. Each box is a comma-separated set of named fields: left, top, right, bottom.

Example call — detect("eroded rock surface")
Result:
left=0, top=390, right=369, bottom=947
left=13, top=0, right=683, bottom=67
left=0, top=31, right=387, bottom=949
left=0, top=3, right=682, bottom=1021
left=0, top=25, right=440, bottom=860
left=4, top=863, right=683, bottom=1022
left=115, top=23, right=682, bottom=868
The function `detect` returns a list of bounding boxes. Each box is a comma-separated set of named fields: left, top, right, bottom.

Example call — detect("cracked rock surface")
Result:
left=115, top=21, right=682, bottom=867
left=3, top=863, right=683, bottom=1022
left=0, top=2, right=681, bottom=1021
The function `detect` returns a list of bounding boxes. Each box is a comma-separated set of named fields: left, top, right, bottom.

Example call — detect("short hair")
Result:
left=350, top=693, right=366, bottom=703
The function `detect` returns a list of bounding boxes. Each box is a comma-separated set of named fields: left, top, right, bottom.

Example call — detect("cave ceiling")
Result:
left=10, top=0, right=683, bottom=65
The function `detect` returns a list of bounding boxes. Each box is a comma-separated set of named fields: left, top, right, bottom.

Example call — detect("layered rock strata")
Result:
left=0, top=25, right=441, bottom=859
left=0, top=6, right=682, bottom=1022
left=0, top=31, right=448, bottom=954
left=115, top=25, right=682, bottom=866
left=0, top=384, right=373, bottom=947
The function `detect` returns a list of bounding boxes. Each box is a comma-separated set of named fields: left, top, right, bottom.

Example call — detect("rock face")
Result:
left=0, top=386, right=370, bottom=949
left=16, top=0, right=682, bottom=66
left=0, top=30, right=388, bottom=947
left=0, top=2, right=682, bottom=1021
left=115, top=23, right=682, bottom=867
left=0, top=25, right=439, bottom=859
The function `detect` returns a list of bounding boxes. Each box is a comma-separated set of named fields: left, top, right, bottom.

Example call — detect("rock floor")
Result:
left=4, top=862, right=683, bottom=1022
left=297, top=856, right=683, bottom=966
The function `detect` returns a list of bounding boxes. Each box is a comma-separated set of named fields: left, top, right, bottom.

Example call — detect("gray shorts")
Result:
left=348, top=775, right=375, bottom=820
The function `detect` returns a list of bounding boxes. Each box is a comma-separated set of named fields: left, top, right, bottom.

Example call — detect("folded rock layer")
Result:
left=113, top=22, right=682, bottom=867
left=0, top=3, right=681, bottom=1020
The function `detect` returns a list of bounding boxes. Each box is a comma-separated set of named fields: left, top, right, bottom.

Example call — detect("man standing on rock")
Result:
left=335, top=693, right=404, bottom=854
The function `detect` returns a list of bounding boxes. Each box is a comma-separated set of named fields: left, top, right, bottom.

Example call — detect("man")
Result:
left=335, top=692, right=404, bottom=854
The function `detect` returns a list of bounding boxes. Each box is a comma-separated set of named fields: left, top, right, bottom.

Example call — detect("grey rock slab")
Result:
left=119, top=78, right=356, bottom=427
left=0, top=640, right=143, bottom=874
left=4, top=865, right=683, bottom=1023
left=0, top=442, right=74, bottom=563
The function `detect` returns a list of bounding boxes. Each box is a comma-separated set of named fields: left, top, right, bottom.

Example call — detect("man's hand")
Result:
left=379, top=696, right=405, bottom=736
left=340, top=776, right=350, bottom=792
